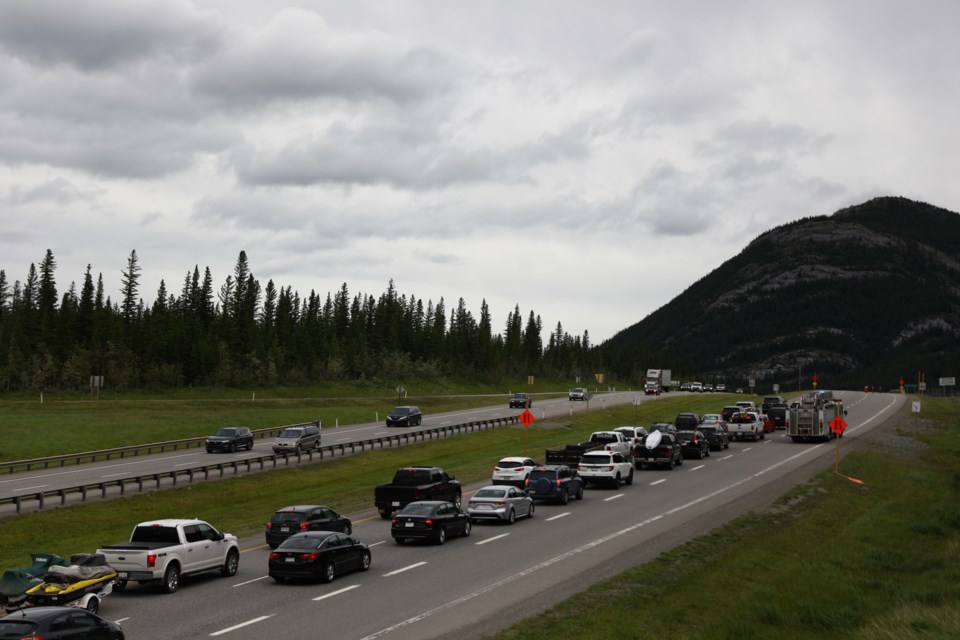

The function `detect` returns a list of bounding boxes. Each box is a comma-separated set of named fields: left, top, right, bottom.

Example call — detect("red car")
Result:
left=759, top=413, right=776, bottom=433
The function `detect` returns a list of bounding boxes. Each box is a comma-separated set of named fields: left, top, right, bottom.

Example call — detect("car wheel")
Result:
left=163, top=564, right=180, bottom=594
left=229, top=443, right=237, bottom=453
left=697, top=449, right=703, bottom=459
left=462, top=520, right=472, bottom=537
left=436, top=527, right=447, bottom=545
left=379, top=510, right=392, bottom=520
left=705, top=448, right=710, bottom=457
left=576, top=485, right=584, bottom=500
left=295, top=444, right=302, bottom=454
left=613, top=473, right=621, bottom=488
left=635, top=461, right=644, bottom=471
left=560, top=490, right=569, bottom=505
left=676, top=455, right=683, bottom=466
left=221, top=549, right=239, bottom=577
left=85, top=596, right=99, bottom=614
left=272, top=576, right=286, bottom=583
left=360, top=551, right=371, bottom=571
left=321, top=561, right=336, bottom=584
left=528, top=502, right=535, bottom=518
left=507, top=509, right=516, bottom=525
left=113, top=579, right=127, bottom=593
left=394, top=537, right=405, bottom=545
left=625, top=469, right=634, bottom=485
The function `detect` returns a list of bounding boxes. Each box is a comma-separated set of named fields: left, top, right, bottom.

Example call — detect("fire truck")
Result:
left=787, top=390, right=845, bottom=443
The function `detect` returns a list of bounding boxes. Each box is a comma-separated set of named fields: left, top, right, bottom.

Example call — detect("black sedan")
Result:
left=386, top=406, right=422, bottom=427
left=676, top=429, right=711, bottom=459
left=205, top=426, right=254, bottom=453
left=391, top=500, right=471, bottom=544
left=0, top=607, right=124, bottom=639
left=265, top=505, right=353, bottom=548
left=698, top=422, right=731, bottom=451
left=268, top=531, right=371, bottom=583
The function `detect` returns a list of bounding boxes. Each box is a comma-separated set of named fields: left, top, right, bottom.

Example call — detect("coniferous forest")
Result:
left=0, top=249, right=599, bottom=392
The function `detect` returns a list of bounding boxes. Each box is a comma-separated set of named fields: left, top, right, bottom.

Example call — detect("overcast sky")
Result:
left=1, top=1, right=957, bottom=343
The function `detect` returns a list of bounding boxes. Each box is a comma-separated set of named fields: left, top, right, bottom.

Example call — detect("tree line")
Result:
left=0, top=249, right=598, bottom=391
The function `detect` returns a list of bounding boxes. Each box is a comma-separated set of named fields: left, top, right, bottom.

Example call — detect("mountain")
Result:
left=600, top=196, right=960, bottom=391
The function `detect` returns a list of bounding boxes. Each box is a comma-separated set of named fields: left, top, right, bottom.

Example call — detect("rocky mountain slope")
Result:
left=600, top=196, right=960, bottom=391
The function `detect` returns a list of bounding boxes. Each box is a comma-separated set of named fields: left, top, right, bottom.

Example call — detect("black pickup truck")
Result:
left=374, top=467, right=462, bottom=519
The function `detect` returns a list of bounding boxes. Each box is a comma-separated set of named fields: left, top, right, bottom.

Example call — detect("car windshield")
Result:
left=279, top=428, right=304, bottom=438
left=580, top=455, right=613, bottom=464
left=474, top=489, right=508, bottom=498
left=390, top=408, right=412, bottom=416
left=400, top=504, right=438, bottom=516
left=214, top=428, right=237, bottom=437
left=496, top=461, right=526, bottom=469
left=277, top=535, right=323, bottom=550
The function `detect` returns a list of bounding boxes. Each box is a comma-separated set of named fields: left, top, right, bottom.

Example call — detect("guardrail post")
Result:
left=15, top=496, right=21, bottom=514
left=80, top=486, right=87, bottom=503
left=137, top=477, right=143, bottom=492
left=101, top=483, right=107, bottom=499
left=154, top=474, right=161, bottom=489
left=120, top=479, right=126, bottom=496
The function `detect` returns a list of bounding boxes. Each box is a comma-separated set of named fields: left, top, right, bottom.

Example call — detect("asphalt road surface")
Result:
left=89, top=391, right=904, bottom=640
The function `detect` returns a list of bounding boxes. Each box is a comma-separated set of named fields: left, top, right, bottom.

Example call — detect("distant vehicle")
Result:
left=525, top=465, right=584, bottom=504
left=386, top=406, right=422, bottom=427
left=727, top=411, right=765, bottom=442
left=643, top=381, right=661, bottom=396
left=206, top=426, right=254, bottom=453
left=703, top=383, right=714, bottom=393
left=676, top=430, right=711, bottom=459
left=701, top=413, right=723, bottom=423
left=612, top=426, right=648, bottom=448
left=391, top=501, right=471, bottom=545
left=509, top=393, right=532, bottom=409
left=720, top=405, right=742, bottom=422
left=491, top=457, right=537, bottom=487
left=265, top=505, right=352, bottom=549
left=787, top=390, right=845, bottom=443
left=691, top=382, right=703, bottom=393
left=0, top=607, right=125, bottom=640
left=545, top=431, right=632, bottom=466
left=467, top=485, right=534, bottom=524
left=674, top=413, right=702, bottom=431
left=736, top=387, right=744, bottom=394
left=649, top=422, right=677, bottom=434
left=735, top=400, right=758, bottom=412
left=272, top=423, right=321, bottom=455
left=680, top=382, right=692, bottom=391
left=577, top=451, right=634, bottom=488
left=268, top=531, right=371, bottom=583
left=762, top=396, right=786, bottom=412
left=644, top=369, right=663, bottom=395
left=767, top=405, right=790, bottom=429
left=716, top=383, right=727, bottom=392
left=568, top=387, right=590, bottom=401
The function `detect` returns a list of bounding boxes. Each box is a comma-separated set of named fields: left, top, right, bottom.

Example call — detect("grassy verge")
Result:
left=486, top=396, right=960, bottom=640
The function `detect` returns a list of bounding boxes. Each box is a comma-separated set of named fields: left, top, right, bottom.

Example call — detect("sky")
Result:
left=1, top=1, right=958, bottom=344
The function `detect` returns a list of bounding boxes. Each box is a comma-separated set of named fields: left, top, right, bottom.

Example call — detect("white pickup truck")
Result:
left=727, top=411, right=765, bottom=442
left=96, top=519, right=239, bottom=593
left=577, top=450, right=634, bottom=488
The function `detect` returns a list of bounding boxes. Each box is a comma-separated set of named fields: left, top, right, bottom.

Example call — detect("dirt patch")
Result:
left=853, top=412, right=933, bottom=458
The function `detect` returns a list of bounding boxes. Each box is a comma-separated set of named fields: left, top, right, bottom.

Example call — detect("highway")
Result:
left=0, top=392, right=639, bottom=503
left=82, top=391, right=903, bottom=640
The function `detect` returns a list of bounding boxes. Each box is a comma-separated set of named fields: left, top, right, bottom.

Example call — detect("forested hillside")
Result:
left=0, top=250, right=595, bottom=391
left=600, top=196, right=960, bottom=390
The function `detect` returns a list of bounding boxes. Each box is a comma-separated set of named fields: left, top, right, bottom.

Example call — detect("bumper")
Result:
left=467, top=507, right=510, bottom=521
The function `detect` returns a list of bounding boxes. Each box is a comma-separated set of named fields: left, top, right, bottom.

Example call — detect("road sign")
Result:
left=829, top=416, right=847, bottom=435
left=519, top=409, right=535, bottom=427
left=940, top=377, right=956, bottom=386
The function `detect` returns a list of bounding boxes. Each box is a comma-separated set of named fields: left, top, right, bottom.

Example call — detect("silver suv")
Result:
left=568, top=387, right=590, bottom=401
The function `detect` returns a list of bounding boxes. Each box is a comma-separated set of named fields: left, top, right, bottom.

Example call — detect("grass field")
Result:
left=2, top=391, right=956, bottom=639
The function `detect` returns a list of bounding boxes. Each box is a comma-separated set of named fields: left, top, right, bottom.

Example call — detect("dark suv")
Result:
left=509, top=393, right=532, bottom=409
left=206, top=426, right=254, bottom=453
left=762, top=395, right=786, bottom=412
left=265, top=505, right=353, bottom=548
left=674, top=413, right=702, bottom=430
left=525, top=465, right=584, bottom=504
left=676, top=429, right=711, bottom=459
left=634, top=432, right=683, bottom=470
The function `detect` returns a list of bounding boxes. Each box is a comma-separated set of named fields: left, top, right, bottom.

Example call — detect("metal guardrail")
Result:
left=0, top=423, right=306, bottom=474
left=0, top=416, right=519, bottom=514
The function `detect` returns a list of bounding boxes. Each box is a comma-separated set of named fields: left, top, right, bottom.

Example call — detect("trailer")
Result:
left=787, top=390, right=845, bottom=443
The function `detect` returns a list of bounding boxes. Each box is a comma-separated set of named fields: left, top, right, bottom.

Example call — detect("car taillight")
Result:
left=525, top=478, right=530, bottom=486
left=492, top=501, right=505, bottom=506
left=391, top=519, right=398, bottom=525
left=298, top=553, right=318, bottom=561
left=266, top=522, right=272, bottom=530
left=269, top=552, right=280, bottom=560
left=299, top=522, right=309, bottom=530
left=606, top=466, right=614, bottom=471
left=424, top=519, right=433, bottom=526
left=556, top=478, right=562, bottom=486
left=147, top=554, right=156, bottom=568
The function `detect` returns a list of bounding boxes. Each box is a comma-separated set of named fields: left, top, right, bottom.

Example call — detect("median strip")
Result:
left=313, top=584, right=360, bottom=601
left=545, top=512, right=570, bottom=521
left=603, top=494, right=625, bottom=502
left=210, top=615, right=273, bottom=636
left=476, top=533, right=510, bottom=545
left=382, top=561, right=427, bottom=576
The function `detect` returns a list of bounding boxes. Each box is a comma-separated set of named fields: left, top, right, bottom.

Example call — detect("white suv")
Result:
left=577, top=451, right=634, bottom=488
left=569, top=387, right=590, bottom=401
left=491, top=457, right=537, bottom=488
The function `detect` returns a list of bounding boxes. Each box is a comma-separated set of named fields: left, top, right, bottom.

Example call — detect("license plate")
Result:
left=118, top=572, right=127, bottom=579
left=285, top=557, right=295, bottom=563
left=405, top=522, right=414, bottom=527
left=477, top=504, right=492, bottom=510
left=392, top=501, right=400, bottom=507
left=280, top=526, right=290, bottom=532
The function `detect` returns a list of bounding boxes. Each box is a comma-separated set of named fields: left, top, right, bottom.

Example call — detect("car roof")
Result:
left=476, top=485, right=513, bottom=492
left=404, top=500, right=450, bottom=507
left=498, top=456, right=534, bottom=463
left=2, top=606, right=94, bottom=621
left=284, top=530, right=340, bottom=540
left=137, top=518, right=207, bottom=527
